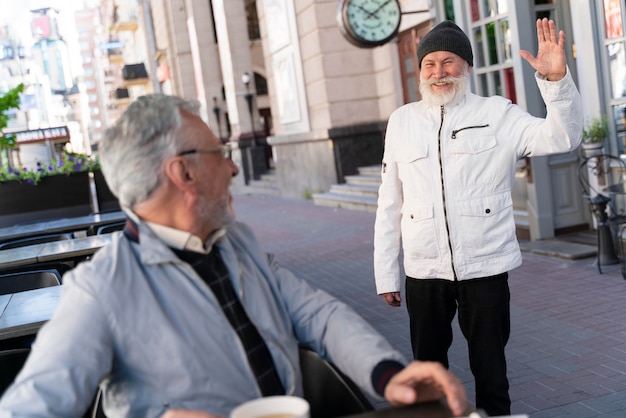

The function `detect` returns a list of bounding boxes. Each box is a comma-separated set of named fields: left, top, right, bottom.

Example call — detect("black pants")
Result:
left=405, top=273, right=511, bottom=416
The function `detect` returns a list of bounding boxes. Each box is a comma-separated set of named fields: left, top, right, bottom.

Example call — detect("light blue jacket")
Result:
left=0, top=221, right=406, bottom=417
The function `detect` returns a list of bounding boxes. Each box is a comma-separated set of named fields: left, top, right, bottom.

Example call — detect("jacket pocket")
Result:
left=457, top=191, right=517, bottom=258
left=400, top=202, right=441, bottom=261
left=394, top=143, right=428, bottom=164
left=450, top=132, right=496, bottom=155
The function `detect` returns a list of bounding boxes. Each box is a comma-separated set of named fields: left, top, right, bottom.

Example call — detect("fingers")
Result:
left=536, top=18, right=563, bottom=46
left=518, top=50, right=535, bottom=66
left=381, top=292, right=401, bottom=307
left=385, top=361, right=468, bottom=416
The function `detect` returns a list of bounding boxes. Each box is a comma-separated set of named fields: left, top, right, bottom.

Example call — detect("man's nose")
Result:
left=433, top=64, right=446, bottom=78
left=229, top=159, right=240, bottom=178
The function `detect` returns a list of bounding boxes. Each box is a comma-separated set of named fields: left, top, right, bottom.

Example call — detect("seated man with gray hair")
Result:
left=0, top=94, right=468, bottom=417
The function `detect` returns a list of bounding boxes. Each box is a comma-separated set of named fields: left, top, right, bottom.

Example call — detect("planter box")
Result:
left=0, top=172, right=92, bottom=227
left=93, top=171, right=120, bottom=213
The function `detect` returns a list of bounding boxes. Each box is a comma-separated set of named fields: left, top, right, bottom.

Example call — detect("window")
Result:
left=467, top=0, right=515, bottom=101
left=245, top=0, right=260, bottom=40
left=254, top=72, right=268, bottom=96
left=395, top=22, right=432, bottom=105
left=601, top=0, right=626, bottom=153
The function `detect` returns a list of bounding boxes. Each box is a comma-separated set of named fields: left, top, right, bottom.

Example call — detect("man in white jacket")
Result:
left=374, top=18, right=582, bottom=416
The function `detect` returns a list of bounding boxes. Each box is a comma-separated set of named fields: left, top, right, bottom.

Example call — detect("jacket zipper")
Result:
left=451, top=124, right=489, bottom=139
left=438, top=106, right=458, bottom=281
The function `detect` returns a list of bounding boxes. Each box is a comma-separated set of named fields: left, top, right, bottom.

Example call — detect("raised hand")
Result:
left=519, top=18, right=567, bottom=81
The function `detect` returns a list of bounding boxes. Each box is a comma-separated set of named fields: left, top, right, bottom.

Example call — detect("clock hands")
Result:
left=369, top=0, right=394, bottom=18
left=354, top=0, right=394, bottom=21
left=355, top=4, right=378, bottom=20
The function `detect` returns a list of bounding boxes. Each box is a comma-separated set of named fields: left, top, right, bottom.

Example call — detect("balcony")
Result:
left=114, top=19, right=138, bottom=32
left=108, top=48, right=124, bottom=64
left=122, top=63, right=149, bottom=87
left=112, top=4, right=138, bottom=32
left=114, top=88, right=130, bottom=105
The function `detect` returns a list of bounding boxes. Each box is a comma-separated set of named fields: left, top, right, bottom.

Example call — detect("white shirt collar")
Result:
left=125, top=209, right=225, bottom=254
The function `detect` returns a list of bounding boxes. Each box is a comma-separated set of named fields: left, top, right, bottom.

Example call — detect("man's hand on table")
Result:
left=384, top=360, right=468, bottom=417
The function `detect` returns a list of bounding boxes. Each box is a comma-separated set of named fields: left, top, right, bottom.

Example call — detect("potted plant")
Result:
left=0, top=153, right=100, bottom=227
left=581, top=115, right=608, bottom=157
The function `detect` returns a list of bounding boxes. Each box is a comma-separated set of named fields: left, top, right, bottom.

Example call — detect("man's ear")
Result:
left=165, top=157, right=193, bottom=191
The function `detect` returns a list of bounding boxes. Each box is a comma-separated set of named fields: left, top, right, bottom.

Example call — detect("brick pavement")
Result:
left=232, top=191, right=626, bottom=417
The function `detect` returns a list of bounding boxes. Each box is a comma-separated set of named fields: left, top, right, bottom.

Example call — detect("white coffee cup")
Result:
left=230, top=396, right=310, bottom=418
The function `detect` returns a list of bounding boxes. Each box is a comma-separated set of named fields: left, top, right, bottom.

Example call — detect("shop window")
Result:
left=601, top=0, right=626, bottom=154
left=397, top=24, right=430, bottom=104
left=466, top=1, right=515, bottom=101
left=245, top=0, right=260, bottom=40
left=254, top=72, right=268, bottom=96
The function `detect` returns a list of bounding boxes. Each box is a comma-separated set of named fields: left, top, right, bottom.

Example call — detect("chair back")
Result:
left=0, top=348, right=30, bottom=396
left=0, top=233, right=72, bottom=251
left=299, top=345, right=374, bottom=418
left=87, top=221, right=126, bottom=236
left=0, top=269, right=61, bottom=295
left=577, top=154, right=626, bottom=219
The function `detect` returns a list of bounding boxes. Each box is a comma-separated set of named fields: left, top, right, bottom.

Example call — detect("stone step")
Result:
left=240, top=170, right=280, bottom=196
left=312, top=192, right=378, bottom=213
left=357, top=165, right=381, bottom=176
left=343, top=174, right=381, bottom=187
left=329, top=183, right=379, bottom=198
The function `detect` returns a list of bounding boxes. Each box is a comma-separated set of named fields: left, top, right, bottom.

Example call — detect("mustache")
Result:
left=421, top=74, right=464, bottom=86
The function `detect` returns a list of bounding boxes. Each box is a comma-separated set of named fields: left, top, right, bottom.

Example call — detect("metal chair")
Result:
left=0, top=233, right=72, bottom=250
left=299, top=345, right=374, bottom=418
left=577, top=153, right=626, bottom=276
left=87, top=221, right=126, bottom=236
left=83, top=347, right=374, bottom=418
left=0, top=269, right=61, bottom=295
left=0, top=348, right=30, bottom=396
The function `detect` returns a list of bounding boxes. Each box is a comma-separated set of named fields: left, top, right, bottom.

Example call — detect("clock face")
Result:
left=337, top=0, right=402, bottom=48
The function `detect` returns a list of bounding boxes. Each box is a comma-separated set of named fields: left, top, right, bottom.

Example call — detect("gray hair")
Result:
left=99, top=94, right=201, bottom=209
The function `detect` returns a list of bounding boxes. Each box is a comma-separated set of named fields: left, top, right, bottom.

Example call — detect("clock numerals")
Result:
left=337, top=0, right=402, bottom=48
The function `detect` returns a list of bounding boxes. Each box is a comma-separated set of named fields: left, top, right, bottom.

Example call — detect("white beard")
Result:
left=419, top=66, right=470, bottom=107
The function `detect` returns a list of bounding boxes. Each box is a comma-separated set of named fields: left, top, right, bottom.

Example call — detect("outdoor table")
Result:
left=0, top=211, right=126, bottom=244
left=343, top=401, right=459, bottom=418
left=0, top=235, right=113, bottom=272
left=0, top=286, right=61, bottom=341
left=0, top=243, right=47, bottom=270
left=37, top=234, right=113, bottom=263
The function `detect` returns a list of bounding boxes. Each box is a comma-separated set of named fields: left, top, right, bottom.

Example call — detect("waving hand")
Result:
left=519, top=18, right=567, bottom=81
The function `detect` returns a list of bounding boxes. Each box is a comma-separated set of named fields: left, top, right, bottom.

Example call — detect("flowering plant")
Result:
left=0, top=152, right=101, bottom=185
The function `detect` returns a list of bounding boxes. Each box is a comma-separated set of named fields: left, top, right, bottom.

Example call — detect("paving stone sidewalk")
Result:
left=233, top=191, right=626, bottom=417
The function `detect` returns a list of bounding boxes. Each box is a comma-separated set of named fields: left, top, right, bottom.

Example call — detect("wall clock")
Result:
left=337, top=0, right=402, bottom=48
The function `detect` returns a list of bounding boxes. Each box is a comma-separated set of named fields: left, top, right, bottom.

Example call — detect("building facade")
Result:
left=93, top=0, right=624, bottom=241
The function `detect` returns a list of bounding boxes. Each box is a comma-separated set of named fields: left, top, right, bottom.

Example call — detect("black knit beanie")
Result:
left=417, top=21, right=473, bottom=68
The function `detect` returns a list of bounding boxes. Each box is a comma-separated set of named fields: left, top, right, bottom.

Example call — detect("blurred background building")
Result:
left=1, top=0, right=625, bottom=242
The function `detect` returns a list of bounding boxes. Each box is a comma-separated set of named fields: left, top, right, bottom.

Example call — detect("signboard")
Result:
left=11, top=126, right=70, bottom=144
left=99, top=41, right=124, bottom=50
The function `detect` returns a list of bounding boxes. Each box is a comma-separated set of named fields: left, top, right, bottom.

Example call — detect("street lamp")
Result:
left=212, top=96, right=223, bottom=141
left=241, top=72, right=256, bottom=143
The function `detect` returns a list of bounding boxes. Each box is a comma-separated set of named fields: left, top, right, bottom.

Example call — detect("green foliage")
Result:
left=0, top=152, right=101, bottom=185
left=582, top=115, right=608, bottom=144
left=0, top=84, right=25, bottom=151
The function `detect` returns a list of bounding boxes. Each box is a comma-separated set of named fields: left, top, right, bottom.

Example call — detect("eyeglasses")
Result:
left=177, top=143, right=232, bottom=160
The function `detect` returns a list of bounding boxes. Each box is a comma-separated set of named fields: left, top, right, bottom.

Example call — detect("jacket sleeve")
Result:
left=0, top=270, right=113, bottom=417
left=515, top=67, right=583, bottom=158
left=267, top=253, right=407, bottom=400
left=373, top=110, right=405, bottom=294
